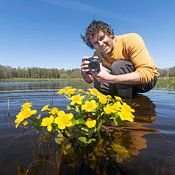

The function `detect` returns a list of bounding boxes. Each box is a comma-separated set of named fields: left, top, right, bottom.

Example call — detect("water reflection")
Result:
left=16, top=95, right=158, bottom=175
left=0, top=80, right=88, bottom=92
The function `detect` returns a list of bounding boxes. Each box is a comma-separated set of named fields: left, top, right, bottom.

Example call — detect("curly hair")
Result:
left=81, top=20, right=114, bottom=49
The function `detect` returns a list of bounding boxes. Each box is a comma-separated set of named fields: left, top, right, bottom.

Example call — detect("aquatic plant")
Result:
left=15, top=86, right=135, bottom=153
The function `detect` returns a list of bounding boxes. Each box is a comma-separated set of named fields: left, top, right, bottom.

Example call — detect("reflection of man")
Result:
left=81, top=20, right=159, bottom=98
left=126, top=94, right=156, bottom=123
left=117, top=95, right=157, bottom=156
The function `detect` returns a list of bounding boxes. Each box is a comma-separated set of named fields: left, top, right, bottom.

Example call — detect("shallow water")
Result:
left=0, top=82, right=175, bottom=175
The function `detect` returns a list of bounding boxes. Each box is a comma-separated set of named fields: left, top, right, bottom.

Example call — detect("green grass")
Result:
left=156, top=77, right=175, bottom=90
left=1, top=77, right=175, bottom=90
left=0, top=77, right=84, bottom=82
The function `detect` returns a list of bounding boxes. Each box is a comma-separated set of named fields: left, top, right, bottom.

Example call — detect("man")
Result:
left=81, top=20, right=159, bottom=98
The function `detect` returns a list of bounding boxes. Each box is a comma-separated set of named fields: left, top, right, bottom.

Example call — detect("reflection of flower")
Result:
left=15, top=86, right=135, bottom=153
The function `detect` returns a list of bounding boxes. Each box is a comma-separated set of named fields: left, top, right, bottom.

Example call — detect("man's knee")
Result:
left=111, top=60, right=135, bottom=75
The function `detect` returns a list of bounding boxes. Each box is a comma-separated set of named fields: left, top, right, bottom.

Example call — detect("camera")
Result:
left=88, top=56, right=101, bottom=74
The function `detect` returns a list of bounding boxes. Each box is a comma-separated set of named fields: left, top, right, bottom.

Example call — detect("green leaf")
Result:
left=81, top=127, right=89, bottom=132
left=36, top=114, right=41, bottom=120
left=78, top=136, right=96, bottom=144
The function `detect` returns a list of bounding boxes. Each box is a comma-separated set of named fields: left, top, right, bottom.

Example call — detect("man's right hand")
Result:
left=81, top=56, right=96, bottom=83
left=81, top=57, right=90, bottom=74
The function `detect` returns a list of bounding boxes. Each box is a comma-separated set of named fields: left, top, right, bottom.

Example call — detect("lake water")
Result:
left=0, top=82, right=175, bottom=175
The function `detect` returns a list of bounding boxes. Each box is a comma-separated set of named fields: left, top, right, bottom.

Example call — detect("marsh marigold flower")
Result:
left=21, top=102, right=32, bottom=109
left=98, top=94, right=108, bottom=104
left=50, top=107, right=59, bottom=115
left=86, top=118, right=96, bottom=128
left=41, top=104, right=49, bottom=112
left=122, top=103, right=135, bottom=113
left=112, top=101, right=122, bottom=112
left=15, top=114, right=25, bottom=128
left=104, top=105, right=113, bottom=115
left=41, top=115, right=54, bottom=132
left=57, top=88, right=66, bottom=94
left=15, top=108, right=37, bottom=128
left=70, top=94, right=84, bottom=105
left=22, top=120, right=29, bottom=126
left=65, top=88, right=76, bottom=96
left=77, top=89, right=85, bottom=93
left=81, top=100, right=98, bottom=112
left=118, top=106, right=134, bottom=122
left=54, top=111, right=73, bottom=130
left=88, top=88, right=100, bottom=96
left=114, top=96, right=122, bottom=101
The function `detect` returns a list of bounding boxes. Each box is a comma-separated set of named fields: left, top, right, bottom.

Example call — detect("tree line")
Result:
left=0, top=64, right=175, bottom=79
left=158, top=67, right=175, bottom=77
left=0, top=65, right=82, bottom=79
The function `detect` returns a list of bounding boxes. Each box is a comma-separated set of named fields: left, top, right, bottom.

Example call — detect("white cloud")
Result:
left=41, top=0, right=138, bottom=23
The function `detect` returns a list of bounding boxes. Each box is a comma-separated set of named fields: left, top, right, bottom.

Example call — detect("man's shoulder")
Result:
left=117, top=33, right=144, bottom=47
left=117, top=33, right=142, bottom=40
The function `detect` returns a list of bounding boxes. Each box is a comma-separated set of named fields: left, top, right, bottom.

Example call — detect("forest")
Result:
left=0, top=64, right=175, bottom=80
left=0, top=65, right=82, bottom=79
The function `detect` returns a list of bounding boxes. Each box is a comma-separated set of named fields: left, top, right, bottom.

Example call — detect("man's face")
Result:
left=90, top=30, right=115, bottom=54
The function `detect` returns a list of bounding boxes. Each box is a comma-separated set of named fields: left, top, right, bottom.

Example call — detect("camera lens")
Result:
left=88, top=56, right=100, bottom=73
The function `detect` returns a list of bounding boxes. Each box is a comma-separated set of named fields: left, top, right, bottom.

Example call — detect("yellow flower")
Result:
left=106, top=95, right=112, bottom=99
left=65, top=88, right=76, bottom=96
left=122, top=102, right=135, bottom=113
left=81, top=100, right=98, bottom=112
left=64, top=86, right=73, bottom=90
left=70, top=94, right=84, bottom=105
left=41, top=115, right=54, bottom=132
left=54, top=111, right=73, bottom=130
left=104, top=105, right=113, bottom=115
left=57, top=88, right=66, bottom=94
left=114, top=96, right=122, bottom=101
left=88, top=88, right=101, bottom=96
left=15, top=114, right=25, bottom=128
left=22, top=108, right=37, bottom=119
left=22, top=120, right=29, bottom=126
left=98, top=94, right=108, bottom=104
left=50, top=107, right=59, bottom=115
left=118, top=110, right=134, bottom=122
left=57, top=86, right=73, bottom=94
left=85, top=118, right=96, bottom=128
left=15, top=108, right=37, bottom=128
left=41, top=105, right=49, bottom=111
left=21, top=102, right=32, bottom=109
left=77, top=89, right=85, bottom=93
left=112, top=101, right=122, bottom=112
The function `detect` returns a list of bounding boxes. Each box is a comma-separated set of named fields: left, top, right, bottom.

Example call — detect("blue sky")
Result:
left=0, top=0, right=174, bottom=69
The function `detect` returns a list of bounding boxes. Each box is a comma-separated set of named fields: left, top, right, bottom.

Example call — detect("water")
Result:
left=0, top=82, right=175, bottom=175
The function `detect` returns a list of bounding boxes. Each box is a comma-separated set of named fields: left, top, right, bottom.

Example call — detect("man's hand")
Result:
left=81, top=56, right=97, bottom=83
left=93, top=68, right=141, bottom=84
left=81, top=57, right=90, bottom=74
left=93, top=69, right=114, bottom=83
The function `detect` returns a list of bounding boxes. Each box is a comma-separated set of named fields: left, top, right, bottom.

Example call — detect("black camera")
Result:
left=88, top=56, right=101, bottom=74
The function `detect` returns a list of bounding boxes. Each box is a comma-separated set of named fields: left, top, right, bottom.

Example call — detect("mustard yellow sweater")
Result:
left=97, top=33, right=159, bottom=83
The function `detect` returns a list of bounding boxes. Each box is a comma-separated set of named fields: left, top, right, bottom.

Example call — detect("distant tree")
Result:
left=70, top=69, right=82, bottom=78
left=60, top=73, right=70, bottom=78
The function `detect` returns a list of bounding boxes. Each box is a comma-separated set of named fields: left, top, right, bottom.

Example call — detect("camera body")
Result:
left=88, top=56, right=101, bottom=74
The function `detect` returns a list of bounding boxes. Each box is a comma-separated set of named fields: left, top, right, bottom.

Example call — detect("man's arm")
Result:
left=127, top=33, right=159, bottom=83
left=94, top=69, right=141, bottom=84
